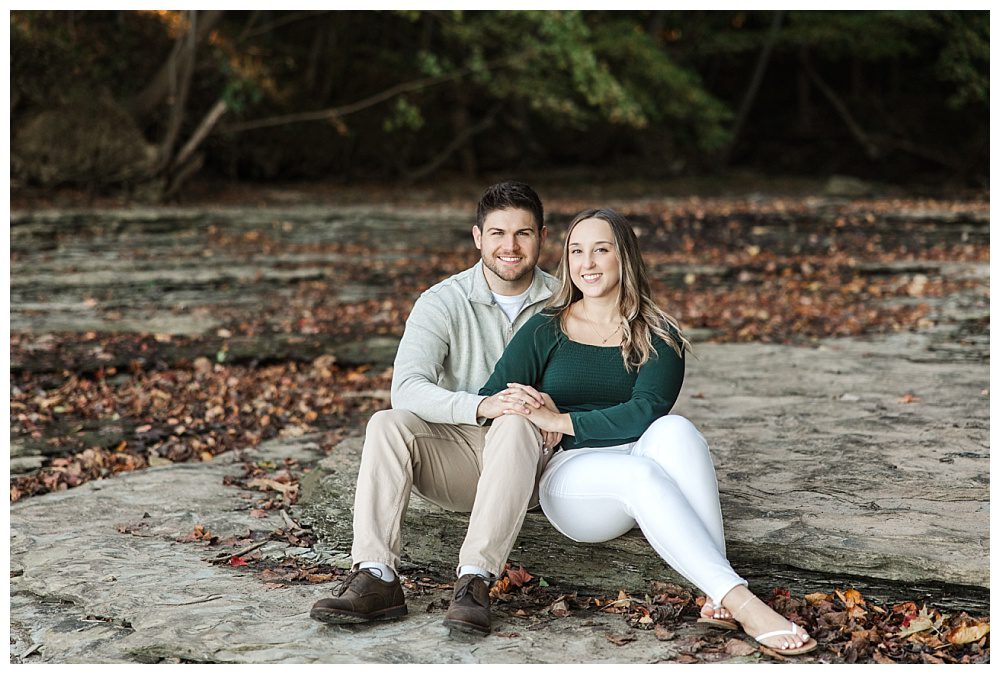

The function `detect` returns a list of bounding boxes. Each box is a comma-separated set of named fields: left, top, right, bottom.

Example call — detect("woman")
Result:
left=479, top=208, right=816, bottom=655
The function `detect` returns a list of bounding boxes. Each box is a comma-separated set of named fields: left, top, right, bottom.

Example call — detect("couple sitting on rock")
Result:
left=309, top=181, right=816, bottom=655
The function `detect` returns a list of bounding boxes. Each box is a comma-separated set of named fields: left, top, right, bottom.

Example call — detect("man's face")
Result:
left=472, top=208, right=545, bottom=291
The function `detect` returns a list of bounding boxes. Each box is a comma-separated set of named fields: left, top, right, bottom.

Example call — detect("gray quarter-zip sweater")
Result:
left=390, top=260, right=559, bottom=426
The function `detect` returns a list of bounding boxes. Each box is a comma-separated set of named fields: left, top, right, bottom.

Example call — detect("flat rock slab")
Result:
left=300, top=332, right=989, bottom=599
left=10, top=436, right=740, bottom=664
left=10, top=332, right=989, bottom=663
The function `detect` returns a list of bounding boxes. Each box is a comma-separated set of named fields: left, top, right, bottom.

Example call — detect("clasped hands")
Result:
left=478, top=382, right=572, bottom=448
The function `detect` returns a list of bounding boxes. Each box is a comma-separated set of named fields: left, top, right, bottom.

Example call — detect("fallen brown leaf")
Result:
left=548, top=599, right=570, bottom=618
left=805, top=592, right=833, bottom=605
left=606, top=633, right=637, bottom=646
left=946, top=621, right=990, bottom=645
left=724, top=638, right=758, bottom=657
left=507, top=565, right=533, bottom=588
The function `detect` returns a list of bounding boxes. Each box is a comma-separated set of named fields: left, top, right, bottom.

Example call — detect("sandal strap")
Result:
left=755, top=623, right=802, bottom=643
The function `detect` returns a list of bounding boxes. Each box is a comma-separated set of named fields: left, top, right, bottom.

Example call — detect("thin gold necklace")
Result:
left=582, top=304, right=623, bottom=344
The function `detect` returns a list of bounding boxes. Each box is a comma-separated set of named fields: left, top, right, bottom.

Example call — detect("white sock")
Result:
left=458, top=564, right=491, bottom=579
left=358, top=562, right=396, bottom=581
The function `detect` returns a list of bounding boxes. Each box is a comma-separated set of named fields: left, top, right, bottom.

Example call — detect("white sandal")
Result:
left=751, top=622, right=817, bottom=655
left=732, top=597, right=818, bottom=656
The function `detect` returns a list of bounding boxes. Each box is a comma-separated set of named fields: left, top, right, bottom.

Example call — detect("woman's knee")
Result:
left=647, top=415, right=708, bottom=452
left=649, top=414, right=700, bottom=438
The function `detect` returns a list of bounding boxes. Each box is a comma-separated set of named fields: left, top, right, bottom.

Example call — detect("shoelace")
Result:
left=334, top=569, right=363, bottom=597
left=454, top=577, right=486, bottom=604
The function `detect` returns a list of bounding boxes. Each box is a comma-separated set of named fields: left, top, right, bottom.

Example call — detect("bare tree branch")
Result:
left=217, top=56, right=518, bottom=136
left=237, top=10, right=330, bottom=42
left=403, top=104, right=501, bottom=184
left=218, top=74, right=458, bottom=135
left=173, top=98, right=228, bottom=170
left=803, top=58, right=881, bottom=160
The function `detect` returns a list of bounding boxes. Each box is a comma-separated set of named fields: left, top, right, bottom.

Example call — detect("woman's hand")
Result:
left=503, top=383, right=573, bottom=436
left=478, top=382, right=544, bottom=420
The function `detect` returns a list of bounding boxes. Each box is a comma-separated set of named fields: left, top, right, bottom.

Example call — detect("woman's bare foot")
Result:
left=721, top=585, right=815, bottom=652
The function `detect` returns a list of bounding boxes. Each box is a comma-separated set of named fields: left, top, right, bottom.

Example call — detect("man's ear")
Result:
left=539, top=225, right=547, bottom=246
left=471, top=225, right=483, bottom=250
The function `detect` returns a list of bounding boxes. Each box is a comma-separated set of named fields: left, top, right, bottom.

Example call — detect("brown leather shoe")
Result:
left=310, top=568, right=407, bottom=624
left=442, top=574, right=491, bottom=635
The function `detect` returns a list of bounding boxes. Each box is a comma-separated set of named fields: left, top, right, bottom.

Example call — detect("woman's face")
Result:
left=567, top=217, right=621, bottom=300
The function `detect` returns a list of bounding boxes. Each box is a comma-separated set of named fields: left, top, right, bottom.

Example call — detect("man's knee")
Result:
left=362, top=408, right=422, bottom=463
left=484, top=414, right=542, bottom=458
left=487, top=413, right=541, bottom=438
left=366, top=408, right=420, bottom=438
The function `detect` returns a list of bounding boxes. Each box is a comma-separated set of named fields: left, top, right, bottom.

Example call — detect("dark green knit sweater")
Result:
left=479, top=311, right=685, bottom=450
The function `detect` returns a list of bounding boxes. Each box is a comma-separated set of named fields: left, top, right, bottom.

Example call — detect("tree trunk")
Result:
left=797, top=47, right=812, bottom=133
left=646, top=10, right=665, bottom=43
left=453, top=87, right=478, bottom=177
left=851, top=54, right=864, bottom=99
left=718, top=10, right=784, bottom=167
left=305, top=20, right=327, bottom=93
left=128, top=10, right=224, bottom=121
left=155, top=11, right=199, bottom=173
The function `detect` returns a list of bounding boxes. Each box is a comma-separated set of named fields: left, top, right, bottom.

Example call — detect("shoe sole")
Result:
left=310, top=605, right=407, bottom=624
left=697, top=617, right=739, bottom=630
left=758, top=639, right=818, bottom=657
left=442, top=617, right=490, bottom=636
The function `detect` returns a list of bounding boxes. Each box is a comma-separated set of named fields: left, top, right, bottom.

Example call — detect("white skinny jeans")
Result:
left=538, top=415, right=748, bottom=604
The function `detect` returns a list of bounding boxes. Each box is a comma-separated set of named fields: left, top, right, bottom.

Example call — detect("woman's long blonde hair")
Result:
left=547, top=207, right=691, bottom=370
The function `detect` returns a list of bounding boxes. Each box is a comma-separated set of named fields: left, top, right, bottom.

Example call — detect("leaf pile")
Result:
left=223, top=459, right=303, bottom=509
left=11, top=360, right=390, bottom=501
left=442, top=565, right=990, bottom=663
left=255, top=558, right=344, bottom=588
left=595, top=584, right=989, bottom=662
left=10, top=195, right=987, bottom=502
left=784, top=588, right=990, bottom=664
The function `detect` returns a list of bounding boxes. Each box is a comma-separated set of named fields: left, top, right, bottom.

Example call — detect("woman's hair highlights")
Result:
left=547, top=207, right=692, bottom=370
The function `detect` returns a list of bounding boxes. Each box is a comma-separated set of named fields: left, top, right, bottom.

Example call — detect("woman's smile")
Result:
left=568, top=218, right=621, bottom=297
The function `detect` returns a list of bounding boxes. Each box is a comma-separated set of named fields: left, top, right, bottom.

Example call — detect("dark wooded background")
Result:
left=10, top=10, right=988, bottom=201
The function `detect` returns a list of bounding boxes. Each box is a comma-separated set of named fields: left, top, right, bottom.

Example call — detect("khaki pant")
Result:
left=351, top=409, right=552, bottom=577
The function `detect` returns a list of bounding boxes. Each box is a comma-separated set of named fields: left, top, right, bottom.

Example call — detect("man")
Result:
left=310, top=181, right=560, bottom=635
